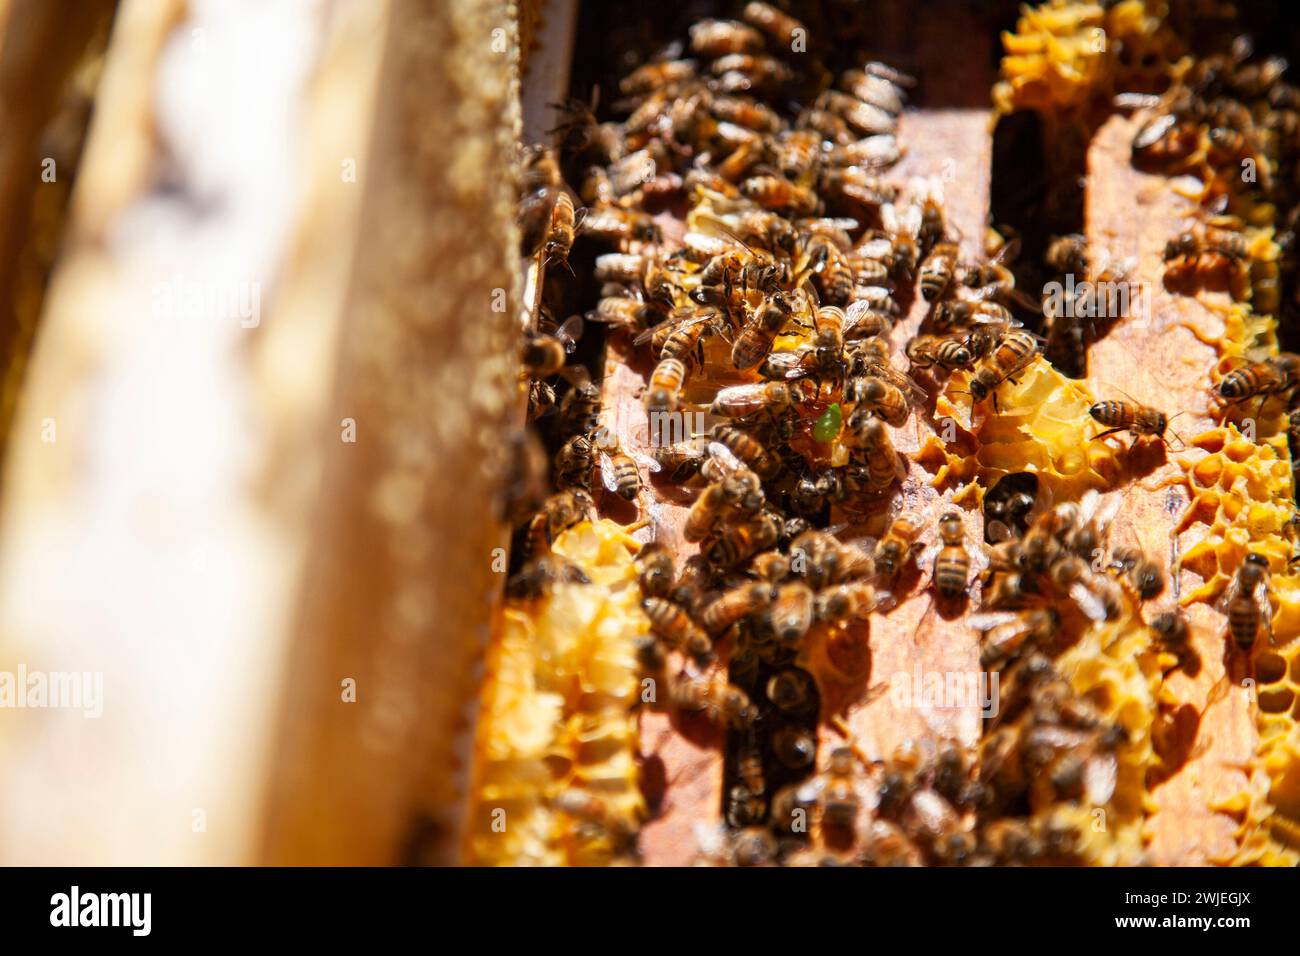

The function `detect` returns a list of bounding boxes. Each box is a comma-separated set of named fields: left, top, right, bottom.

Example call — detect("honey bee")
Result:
left=906, top=334, right=974, bottom=372
left=843, top=298, right=893, bottom=339
left=818, top=165, right=897, bottom=209
left=919, top=241, right=959, bottom=301
left=732, top=293, right=793, bottom=370
left=554, top=432, right=598, bottom=492
left=816, top=89, right=896, bottom=137
left=684, top=470, right=763, bottom=543
left=763, top=580, right=815, bottom=644
left=517, top=146, right=567, bottom=255
left=718, top=136, right=778, bottom=184
left=967, top=330, right=1039, bottom=407
left=635, top=540, right=676, bottom=598
left=741, top=1, right=804, bottom=48
left=700, top=580, right=776, bottom=634
left=807, top=241, right=855, bottom=307
left=814, top=580, right=878, bottom=623
left=932, top=511, right=973, bottom=601
left=548, top=369, right=601, bottom=437
left=820, top=746, right=861, bottom=834
left=711, top=94, right=782, bottom=134
left=669, top=670, right=754, bottom=727
left=789, top=529, right=850, bottom=589
left=705, top=510, right=782, bottom=568
left=1218, top=552, right=1274, bottom=658
left=846, top=414, right=905, bottom=491
left=799, top=107, right=853, bottom=146
left=521, top=315, right=583, bottom=378
left=688, top=18, right=763, bottom=56
left=1163, top=228, right=1251, bottom=290
left=525, top=489, right=594, bottom=557
left=1110, top=546, right=1165, bottom=601
left=1047, top=553, right=1122, bottom=623
left=1044, top=233, right=1089, bottom=276
left=599, top=443, right=642, bottom=502
left=840, top=67, right=909, bottom=116
left=845, top=378, right=911, bottom=428
left=506, top=554, right=591, bottom=599
left=552, top=788, right=637, bottom=846
left=582, top=204, right=663, bottom=246
left=526, top=378, right=557, bottom=423
left=1215, top=352, right=1300, bottom=408
left=932, top=298, right=1015, bottom=334
left=875, top=511, right=924, bottom=582
left=1132, top=111, right=1200, bottom=166
left=1150, top=610, right=1200, bottom=677
left=740, top=175, right=821, bottom=216
left=1088, top=396, right=1179, bottom=449
left=644, top=356, right=688, bottom=414
left=592, top=291, right=659, bottom=332
left=710, top=381, right=794, bottom=423
left=643, top=596, right=714, bottom=665
left=649, top=438, right=709, bottom=483
left=972, top=608, right=1060, bottom=670
left=710, top=53, right=793, bottom=93
left=785, top=465, right=847, bottom=512
left=981, top=569, right=1038, bottom=610
left=543, top=191, right=580, bottom=269
left=711, top=425, right=783, bottom=481
left=827, top=134, right=903, bottom=170
left=1286, top=511, right=1300, bottom=573
left=620, top=58, right=697, bottom=96
left=752, top=549, right=791, bottom=583
left=733, top=208, right=799, bottom=256
left=773, top=130, right=822, bottom=185
left=809, top=304, right=849, bottom=369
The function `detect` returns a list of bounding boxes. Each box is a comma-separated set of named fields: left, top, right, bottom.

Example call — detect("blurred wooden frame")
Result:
left=0, top=0, right=524, bottom=865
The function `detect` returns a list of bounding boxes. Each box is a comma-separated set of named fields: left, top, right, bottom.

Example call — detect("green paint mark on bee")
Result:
left=813, top=403, right=842, bottom=444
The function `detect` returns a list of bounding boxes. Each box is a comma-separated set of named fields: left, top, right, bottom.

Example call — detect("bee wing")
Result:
left=1254, top=577, right=1276, bottom=644
left=1070, top=582, right=1110, bottom=623
left=867, top=362, right=927, bottom=404
left=1214, top=573, right=1244, bottom=615
left=632, top=311, right=711, bottom=347
left=966, top=611, right=1022, bottom=632
left=556, top=314, right=585, bottom=351
left=1114, top=91, right=1162, bottom=111
left=705, top=440, right=744, bottom=472
left=762, top=348, right=817, bottom=379
left=627, top=446, right=663, bottom=474
left=1083, top=752, right=1118, bottom=807
left=598, top=450, right=620, bottom=494
left=710, top=382, right=765, bottom=416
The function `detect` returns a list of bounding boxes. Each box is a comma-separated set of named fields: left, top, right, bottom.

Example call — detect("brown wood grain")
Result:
left=1084, top=113, right=1258, bottom=864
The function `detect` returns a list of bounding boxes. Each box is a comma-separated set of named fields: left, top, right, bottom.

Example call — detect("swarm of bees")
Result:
left=488, top=5, right=1298, bottom=867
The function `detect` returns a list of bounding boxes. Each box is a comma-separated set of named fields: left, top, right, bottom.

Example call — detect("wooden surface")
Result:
left=601, top=9, right=1259, bottom=866
left=605, top=1, right=997, bottom=867
left=1083, top=114, right=1258, bottom=864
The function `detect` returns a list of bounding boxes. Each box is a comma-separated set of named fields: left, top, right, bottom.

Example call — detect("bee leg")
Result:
left=1090, top=426, right=1126, bottom=444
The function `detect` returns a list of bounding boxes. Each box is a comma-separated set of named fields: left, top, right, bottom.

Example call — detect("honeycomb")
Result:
left=1130, top=39, right=1300, bottom=860
left=994, top=0, right=1183, bottom=119
left=464, top=519, right=649, bottom=865
left=924, top=357, right=1121, bottom=502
